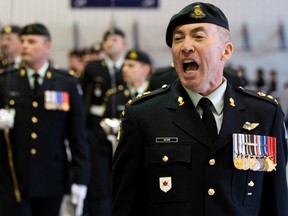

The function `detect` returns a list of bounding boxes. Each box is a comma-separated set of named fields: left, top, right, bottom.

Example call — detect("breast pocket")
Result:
left=145, top=143, right=191, bottom=203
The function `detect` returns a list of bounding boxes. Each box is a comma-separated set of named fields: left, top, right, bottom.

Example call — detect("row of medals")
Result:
left=234, top=155, right=275, bottom=172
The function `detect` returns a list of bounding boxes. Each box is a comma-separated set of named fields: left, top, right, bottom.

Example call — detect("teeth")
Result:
left=183, top=59, right=194, bottom=63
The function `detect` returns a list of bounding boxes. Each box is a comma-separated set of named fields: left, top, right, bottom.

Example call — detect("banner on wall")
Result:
left=71, top=0, right=159, bottom=8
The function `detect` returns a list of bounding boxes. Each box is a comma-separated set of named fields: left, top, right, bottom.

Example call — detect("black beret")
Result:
left=20, top=23, right=50, bottom=39
left=125, top=50, right=151, bottom=65
left=166, top=2, right=229, bottom=47
left=1, top=25, right=21, bottom=35
left=103, top=27, right=125, bottom=41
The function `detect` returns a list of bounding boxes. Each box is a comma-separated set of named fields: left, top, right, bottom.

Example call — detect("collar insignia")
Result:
left=178, top=96, right=184, bottom=106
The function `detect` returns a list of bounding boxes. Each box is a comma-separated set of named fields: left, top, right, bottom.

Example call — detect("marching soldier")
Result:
left=0, top=25, right=22, bottom=70
left=112, top=2, right=288, bottom=216
left=103, top=49, right=152, bottom=119
left=0, top=23, right=90, bottom=216
left=82, top=27, right=127, bottom=216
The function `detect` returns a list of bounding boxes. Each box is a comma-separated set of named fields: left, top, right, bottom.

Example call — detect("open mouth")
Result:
left=183, top=60, right=199, bottom=72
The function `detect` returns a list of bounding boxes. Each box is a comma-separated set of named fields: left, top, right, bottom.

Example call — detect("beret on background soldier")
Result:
left=20, top=23, right=51, bottom=39
left=165, top=2, right=229, bottom=47
left=102, top=27, right=125, bottom=41
left=1, top=25, right=21, bottom=35
left=125, top=50, right=152, bottom=65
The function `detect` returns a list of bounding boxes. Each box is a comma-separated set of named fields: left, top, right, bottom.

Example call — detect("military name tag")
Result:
left=156, top=137, right=178, bottom=143
left=44, top=91, right=70, bottom=111
left=233, top=133, right=277, bottom=172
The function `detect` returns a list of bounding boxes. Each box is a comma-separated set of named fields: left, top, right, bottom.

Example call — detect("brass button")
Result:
left=9, top=99, right=15, bottom=106
left=31, top=116, right=38, bottom=123
left=208, top=188, right=215, bottom=196
left=32, top=101, right=38, bottom=108
left=162, top=155, right=169, bottom=162
left=209, top=159, right=215, bottom=166
left=31, top=133, right=37, bottom=139
left=248, top=181, right=254, bottom=187
left=30, top=148, right=37, bottom=155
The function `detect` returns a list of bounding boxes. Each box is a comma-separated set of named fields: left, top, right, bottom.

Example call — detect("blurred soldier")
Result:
left=67, top=49, right=85, bottom=82
left=0, top=25, right=22, bottom=69
left=104, top=49, right=152, bottom=118
left=148, top=63, right=177, bottom=91
left=82, top=27, right=127, bottom=216
left=0, top=23, right=90, bottom=216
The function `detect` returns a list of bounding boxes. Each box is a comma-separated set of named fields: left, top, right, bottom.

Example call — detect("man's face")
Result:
left=122, top=59, right=149, bottom=87
left=0, top=33, right=21, bottom=58
left=171, top=23, right=233, bottom=96
left=20, top=35, right=51, bottom=67
left=103, top=34, right=126, bottom=58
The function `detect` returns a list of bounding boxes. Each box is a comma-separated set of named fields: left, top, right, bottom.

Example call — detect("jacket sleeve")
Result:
left=112, top=104, right=147, bottom=216
left=259, top=104, right=288, bottom=216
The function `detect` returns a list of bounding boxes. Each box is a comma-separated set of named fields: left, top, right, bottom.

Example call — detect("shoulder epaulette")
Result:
left=236, top=86, right=279, bottom=105
left=128, top=84, right=170, bottom=106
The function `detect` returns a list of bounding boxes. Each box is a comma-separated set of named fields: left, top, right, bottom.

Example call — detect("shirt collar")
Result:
left=26, top=61, right=49, bottom=78
left=184, top=78, right=227, bottom=115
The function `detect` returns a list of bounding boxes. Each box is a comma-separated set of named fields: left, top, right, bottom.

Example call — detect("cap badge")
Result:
left=4, top=26, right=11, bottom=34
left=191, top=5, right=206, bottom=19
left=129, top=51, right=138, bottom=59
left=27, top=26, right=33, bottom=33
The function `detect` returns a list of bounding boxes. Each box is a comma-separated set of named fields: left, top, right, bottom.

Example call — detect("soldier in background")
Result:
left=0, top=25, right=22, bottom=69
left=82, top=27, right=127, bottom=216
left=0, top=23, right=90, bottom=216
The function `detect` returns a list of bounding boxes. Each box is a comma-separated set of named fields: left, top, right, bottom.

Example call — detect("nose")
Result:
left=180, top=38, right=195, bottom=54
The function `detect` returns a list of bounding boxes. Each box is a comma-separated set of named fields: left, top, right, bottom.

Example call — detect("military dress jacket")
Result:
left=0, top=66, right=90, bottom=198
left=82, top=60, right=125, bottom=116
left=112, top=79, right=288, bottom=216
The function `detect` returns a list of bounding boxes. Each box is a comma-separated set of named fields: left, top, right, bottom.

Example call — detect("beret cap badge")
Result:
left=129, top=51, right=138, bottom=59
left=191, top=5, right=206, bottom=19
left=4, top=26, right=12, bottom=34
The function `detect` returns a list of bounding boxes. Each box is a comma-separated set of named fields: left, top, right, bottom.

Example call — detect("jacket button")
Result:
left=209, top=159, right=215, bottom=166
left=208, top=188, right=215, bottom=196
left=31, top=116, right=38, bottom=123
left=248, top=181, right=254, bottom=187
left=162, top=155, right=169, bottom=162
left=32, top=101, right=38, bottom=108
left=31, top=132, right=37, bottom=139
left=9, top=100, right=15, bottom=106
left=30, top=148, right=37, bottom=155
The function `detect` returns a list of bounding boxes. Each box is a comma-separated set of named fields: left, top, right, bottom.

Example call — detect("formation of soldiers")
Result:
left=0, top=23, right=170, bottom=216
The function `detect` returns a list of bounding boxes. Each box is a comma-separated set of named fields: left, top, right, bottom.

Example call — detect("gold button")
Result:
left=30, top=148, right=37, bottom=155
left=248, top=181, right=254, bottom=187
left=162, top=155, right=169, bottom=162
left=32, top=101, right=38, bottom=108
left=31, top=132, right=37, bottom=139
left=31, top=116, right=38, bottom=123
left=9, top=99, right=15, bottom=106
left=209, top=159, right=215, bottom=166
left=208, top=188, right=215, bottom=196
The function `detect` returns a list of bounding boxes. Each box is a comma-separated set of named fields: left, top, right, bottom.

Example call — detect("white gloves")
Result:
left=71, top=184, right=87, bottom=216
left=0, top=108, right=15, bottom=129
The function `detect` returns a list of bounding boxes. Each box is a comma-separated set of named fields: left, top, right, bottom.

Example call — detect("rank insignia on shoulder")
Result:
left=44, top=91, right=70, bottom=111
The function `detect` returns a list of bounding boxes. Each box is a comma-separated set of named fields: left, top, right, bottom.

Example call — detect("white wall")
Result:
left=0, top=0, right=288, bottom=87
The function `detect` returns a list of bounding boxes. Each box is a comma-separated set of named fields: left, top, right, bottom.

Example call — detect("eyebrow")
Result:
left=173, top=25, right=207, bottom=35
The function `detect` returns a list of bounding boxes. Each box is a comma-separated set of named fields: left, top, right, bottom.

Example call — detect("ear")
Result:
left=221, top=42, right=234, bottom=61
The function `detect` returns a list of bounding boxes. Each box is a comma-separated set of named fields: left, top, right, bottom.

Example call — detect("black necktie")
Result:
left=33, top=73, right=40, bottom=93
left=198, top=97, right=218, bottom=143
